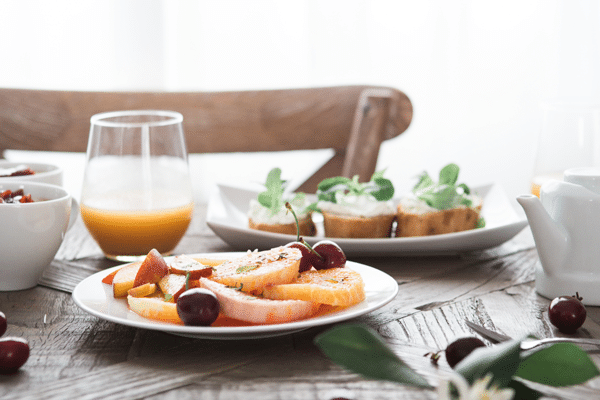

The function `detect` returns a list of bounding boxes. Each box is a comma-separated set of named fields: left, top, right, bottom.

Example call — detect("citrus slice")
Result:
left=210, top=247, right=302, bottom=293
left=127, top=295, right=182, bottom=324
left=261, top=267, right=365, bottom=307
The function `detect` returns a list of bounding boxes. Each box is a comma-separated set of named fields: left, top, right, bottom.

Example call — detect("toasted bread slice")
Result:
left=262, top=267, right=365, bottom=307
left=321, top=211, right=395, bottom=239
left=395, top=197, right=482, bottom=237
left=210, top=247, right=302, bottom=293
left=200, top=278, right=318, bottom=324
left=249, top=214, right=316, bottom=236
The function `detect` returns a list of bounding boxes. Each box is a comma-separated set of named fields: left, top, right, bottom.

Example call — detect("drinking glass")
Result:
left=80, top=110, right=194, bottom=261
left=531, top=102, right=600, bottom=197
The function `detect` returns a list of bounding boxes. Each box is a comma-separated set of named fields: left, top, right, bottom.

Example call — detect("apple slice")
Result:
left=133, top=249, right=169, bottom=288
left=169, top=255, right=213, bottom=279
left=112, top=262, right=143, bottom=298
left=158, top=274, right=187, bottom=302
left=127, top=295, right=182, bottom=324
left=128, top=283, right=157, bottom=298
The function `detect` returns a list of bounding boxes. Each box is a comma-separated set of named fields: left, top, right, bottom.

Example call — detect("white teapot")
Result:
left=517, top=168, right=600, bottom=306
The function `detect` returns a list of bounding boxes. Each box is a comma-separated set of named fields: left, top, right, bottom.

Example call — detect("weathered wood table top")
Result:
left=2, top=202, right=600, bottom=400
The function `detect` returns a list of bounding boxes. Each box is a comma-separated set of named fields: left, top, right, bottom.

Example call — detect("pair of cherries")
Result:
left=284, top=202, right=346, bottom=273
left=0, top=311, right=30, bottom=374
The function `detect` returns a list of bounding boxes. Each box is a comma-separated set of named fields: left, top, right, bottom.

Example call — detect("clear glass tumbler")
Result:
left=80, top=110, right=194, bottom=261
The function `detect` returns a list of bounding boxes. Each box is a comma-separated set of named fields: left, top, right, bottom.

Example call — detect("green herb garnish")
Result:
left=315, top=170, right=395, bottom=205
left=236, top=265, right=260, bottom=274
left=257, top=167, right=307, bottom=216
left=413, top=163, right=473, bottom=210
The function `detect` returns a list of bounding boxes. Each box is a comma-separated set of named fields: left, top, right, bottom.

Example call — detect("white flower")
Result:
left=437, top=373, right=515, bottom=400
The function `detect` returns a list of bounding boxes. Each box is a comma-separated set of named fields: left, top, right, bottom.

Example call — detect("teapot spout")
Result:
left=517, top=194, right=568, bottom=276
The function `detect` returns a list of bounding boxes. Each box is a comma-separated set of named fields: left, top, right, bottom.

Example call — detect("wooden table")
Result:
left=2, top=202, right=600, bottom=400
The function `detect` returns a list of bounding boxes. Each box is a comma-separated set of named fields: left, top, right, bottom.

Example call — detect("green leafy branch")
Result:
left=413, top=163, right=472, bottom=210
left=315, top=324, right=600, bottom=399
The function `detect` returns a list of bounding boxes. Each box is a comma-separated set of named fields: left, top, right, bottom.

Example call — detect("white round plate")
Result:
left=72, top=253, right=398, bottom=340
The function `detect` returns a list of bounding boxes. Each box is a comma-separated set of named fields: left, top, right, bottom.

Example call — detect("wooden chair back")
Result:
left=0, top=85, right=412, bottom=191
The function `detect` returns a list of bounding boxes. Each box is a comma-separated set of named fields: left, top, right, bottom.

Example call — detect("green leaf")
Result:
left=317, top=176, right=352, bottom=192
left=265, top=167, right=284, bottom=190
left=455, top=337, right=523, bottom=388
left=314, top=324, right=431, bottom=388
left=439, top=163, right=459, bottom=185
left=506, top=379, right=544, bottom=400
left=258, top=191, right=276, bottom=209
left=515, top=343, right=600, bottom=387
left=370, top=177, right=395, bottom=201
left=413, top=171, right=434, bottom=192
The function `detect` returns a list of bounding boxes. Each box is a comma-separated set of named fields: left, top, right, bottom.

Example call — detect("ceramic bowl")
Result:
left=0, top=181, right=75, bottom=291
left=0, top=161, right=63, bottom=186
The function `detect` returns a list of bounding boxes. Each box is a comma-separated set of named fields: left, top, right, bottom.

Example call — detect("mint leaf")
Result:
left=515, top=343, right=600, bottom=387
left=439, top=163, right=460, bottom=185
left=314, top=324, right=431, bottom=388
left=316, top=171, right=395, bottom=204
left=413, top=164, right=474, bottom=210
left=257, top=167, right=293, bottom=215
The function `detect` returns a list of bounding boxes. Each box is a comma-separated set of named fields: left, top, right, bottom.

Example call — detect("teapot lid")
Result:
left=564, top=168, right=600, bottom=195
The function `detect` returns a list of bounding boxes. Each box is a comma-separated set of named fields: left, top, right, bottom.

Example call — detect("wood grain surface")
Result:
left=2, top=203, right=600, bottom=400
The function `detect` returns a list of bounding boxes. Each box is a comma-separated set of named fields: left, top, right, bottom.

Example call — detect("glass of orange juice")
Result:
left=80, top=110, right=194, bottom=261
left=531, top=102, right=600, bottom=197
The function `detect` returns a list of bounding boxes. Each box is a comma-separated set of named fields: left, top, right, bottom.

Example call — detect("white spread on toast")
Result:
left=318, top=192, right=395, bottom=218
left=247, top=196, right=312, bottom=225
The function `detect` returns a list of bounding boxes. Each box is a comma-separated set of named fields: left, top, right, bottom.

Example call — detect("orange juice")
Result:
left=80, top=202, right=193, bottom=258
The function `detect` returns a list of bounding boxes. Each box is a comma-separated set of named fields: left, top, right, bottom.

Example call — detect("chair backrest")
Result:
left=0, top=85, right=412, bottom=192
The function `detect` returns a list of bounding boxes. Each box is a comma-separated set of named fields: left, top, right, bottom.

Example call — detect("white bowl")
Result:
left=0, top=181, right=73, bottom=291
left=0, top=161, right=63, bottom=186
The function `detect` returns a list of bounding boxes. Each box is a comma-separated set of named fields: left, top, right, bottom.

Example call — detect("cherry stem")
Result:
left=576, top=292, right=583, bottom=301
left=285, top=202, right=301, bottom=242
left=300, top=238, right=324, bottom=261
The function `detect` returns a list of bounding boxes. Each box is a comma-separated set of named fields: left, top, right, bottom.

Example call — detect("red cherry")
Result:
left=0, top=337, right=30, bottom=374
left=311, top=240, right=346, bottom=270
left=285, top=241, right=314, bottom=272
left=0, top=312, right=6, bottom=337
left=548, top=293, right=587, bottom=334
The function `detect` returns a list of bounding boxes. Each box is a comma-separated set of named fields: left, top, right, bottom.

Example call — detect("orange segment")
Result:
left=127, top=295, right=182, bottom=324
left=211, top=247, right=302, bottom=293
left=262, top=267, right=365, bottom=307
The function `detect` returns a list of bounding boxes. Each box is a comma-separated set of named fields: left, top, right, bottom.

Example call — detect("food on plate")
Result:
left=262, top=267, right=365, bottom=307
left=283, top=203, right=347, bottom=272
left=315, top=171, right=396, bottom=238
left=200, top=278, right=318, bottom=324
left=0, top=189, right=34, bottom=204
left=211, top=246, right=302, bottom=293
left=104, top=241, right=362, bottom=326
left=395, top=163, right=484, bottom=237
left=176, top=288, right=220, bottom=326
left=0, top=165, right=35, bottom=177
left=133, top=248, right=169, bottom=287
left=248, top=167, right=315, bottom=236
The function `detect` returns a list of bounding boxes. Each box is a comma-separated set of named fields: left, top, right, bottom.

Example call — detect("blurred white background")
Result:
left=1, top=0, right=599, bottom=206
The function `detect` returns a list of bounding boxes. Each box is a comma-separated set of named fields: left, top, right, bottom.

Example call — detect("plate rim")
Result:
left=72, top=253, right=399, bottom=339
